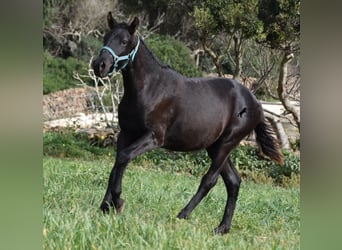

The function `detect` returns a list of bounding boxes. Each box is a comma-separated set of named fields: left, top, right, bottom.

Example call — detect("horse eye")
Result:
left=121, top=40, right=128, bottom=46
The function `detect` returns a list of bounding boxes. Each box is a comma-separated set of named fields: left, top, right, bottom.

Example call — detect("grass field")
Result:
left=43, top=156, right=299, bottom=249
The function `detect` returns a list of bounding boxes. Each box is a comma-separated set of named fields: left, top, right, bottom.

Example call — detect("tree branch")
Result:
left=201, top=36, right=223, bottom=76
left=277, top=52, right=300, bottom=130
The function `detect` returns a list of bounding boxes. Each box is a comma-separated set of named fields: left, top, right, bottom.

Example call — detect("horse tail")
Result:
left=254, top=120, right=284, bottom=165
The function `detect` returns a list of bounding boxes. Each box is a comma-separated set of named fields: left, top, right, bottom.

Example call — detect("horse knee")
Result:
left=222, top=166, right=241, bottom=197
left=209, top=175, right=219, bottom=188
left=234, top=174, right=241, bottom=186
left=201, top=173, right=219, bottom=191
left=228, top=177, right=241, bottom=199
left=117, top=151, right=129, bottom=165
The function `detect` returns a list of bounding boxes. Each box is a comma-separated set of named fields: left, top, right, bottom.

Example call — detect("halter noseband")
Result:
left=100, top=37, right=140, bottom=76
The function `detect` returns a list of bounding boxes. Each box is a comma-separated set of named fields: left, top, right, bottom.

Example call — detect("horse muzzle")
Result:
left=92, top=57, right=113, bottom=78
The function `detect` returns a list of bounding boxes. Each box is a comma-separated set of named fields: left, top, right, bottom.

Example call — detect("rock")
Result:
left=43, top=87, right=95, bottom=121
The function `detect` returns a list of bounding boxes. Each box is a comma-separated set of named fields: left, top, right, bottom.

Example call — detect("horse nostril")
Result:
left=100, top=61, right=106, bottom=71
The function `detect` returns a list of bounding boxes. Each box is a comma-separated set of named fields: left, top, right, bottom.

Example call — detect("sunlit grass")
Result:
left=43, top=157, right=299, bottom=249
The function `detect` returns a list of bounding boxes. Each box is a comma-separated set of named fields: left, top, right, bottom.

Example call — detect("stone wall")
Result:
left=43, top=87, right=95, bottom=120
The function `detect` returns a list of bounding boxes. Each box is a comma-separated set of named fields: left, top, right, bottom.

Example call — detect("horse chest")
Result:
left=117, top=97, right=146, bottom=132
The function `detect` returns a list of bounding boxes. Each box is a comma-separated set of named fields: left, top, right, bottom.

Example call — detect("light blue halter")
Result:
left=100, top=37, right=140, bottom=75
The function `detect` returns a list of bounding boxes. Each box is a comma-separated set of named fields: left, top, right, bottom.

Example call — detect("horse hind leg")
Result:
left=214, top=157, right=241, bottom=234
left=177, top=138, right=239, bottom=221
left=177, top=157, right=222, bottom=220
left=177, top=141, right=228, bottom=219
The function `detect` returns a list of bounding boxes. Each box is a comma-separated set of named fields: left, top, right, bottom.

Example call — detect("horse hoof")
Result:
left=177, top=210, right=189, bottom=219
left=116, top=202, right=125, bottom=214
left=213, top=225, right=230, bottom=235
left=100, top=201, right=111, bottom=214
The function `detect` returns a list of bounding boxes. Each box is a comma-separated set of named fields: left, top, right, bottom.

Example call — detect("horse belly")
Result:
left=163, top=113, right=226, bottom=151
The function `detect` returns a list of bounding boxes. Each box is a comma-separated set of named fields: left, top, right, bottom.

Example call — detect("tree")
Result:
left=258, top=0, right=300, bottom=130
left=192, top=0, right=263, bottom=80
left=43, top=0, right=118, bottom=58
left=118, top=0, right=168, bottom=29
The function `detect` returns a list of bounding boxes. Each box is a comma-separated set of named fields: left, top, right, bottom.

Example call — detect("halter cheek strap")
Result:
left=100, top=37, right=140, bottom=76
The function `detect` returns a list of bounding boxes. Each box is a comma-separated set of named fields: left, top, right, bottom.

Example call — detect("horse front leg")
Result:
left=100, top=131, right=130, bottom=214
left=100, top=158, right=128, bottom=214
left=100, top=130, right=162, bottom=214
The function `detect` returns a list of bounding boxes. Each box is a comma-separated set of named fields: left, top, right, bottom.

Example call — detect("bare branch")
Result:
left=264, top=79, right=279, bottom=100
left=73, top=58, right=124, bottom=128
left=141, top=13, right=165, bottom=39
left=263, top=108, right=297, bottom=128
left=277, top=52, right=300, bottom=130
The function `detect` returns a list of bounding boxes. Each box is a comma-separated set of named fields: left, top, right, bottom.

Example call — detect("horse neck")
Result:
left=121, top=39, right=168, bottom=92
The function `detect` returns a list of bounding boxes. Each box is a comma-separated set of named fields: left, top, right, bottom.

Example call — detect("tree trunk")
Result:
left=277, top=51, right=300, bottom=131
left=233, top=35, right=243, bottom=81
left=202, top=41, right=223, bottom=77
left=265, top=111, right=290, bottom=149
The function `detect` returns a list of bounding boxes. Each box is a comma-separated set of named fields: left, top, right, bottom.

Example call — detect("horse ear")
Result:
left=129, top=17, right=139, bottom=35
left=107, top=11, right=117, bottom=30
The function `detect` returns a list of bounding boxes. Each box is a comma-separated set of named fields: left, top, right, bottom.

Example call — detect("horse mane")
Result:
left=139, top=37, right=175, bottom=71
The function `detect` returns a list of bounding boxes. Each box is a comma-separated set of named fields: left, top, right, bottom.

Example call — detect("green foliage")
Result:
left=119, top=0, right=169, bottom=27
left=42, top=0, right=300, bottom=103
left=146, top=34, right=202, bottom=77
left=43, top=0, right=69, bottom=27
left=77, top=36, right=103, bottom=61
left=258, top=0, right=300, bottom=49
left=43, top=35, right=202, bottom=95
left=135, top=145, right=300, bottom=187
left=133, top=149, right=210, bottom=177
left=44, top=157, right=299, bottom=249
left=231, top=146, right=300, bottom=187
left=120, top=0, right=168, bottom=13
left=193, top=6, right=218, bottom=35
left=43, top=130, right=299, bottom=187
left=193, top=0, right=262, bottom=38
left=43, top=51, right=90, bottom=94
left=220, top=0, right=263, bottom=39
left=43, top=129, right=114, bottom=160
left=191, top=0, right=264, bottom=78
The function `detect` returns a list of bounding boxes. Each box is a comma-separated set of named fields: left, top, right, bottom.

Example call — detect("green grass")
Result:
left=43, top=157, right=300, bottom=249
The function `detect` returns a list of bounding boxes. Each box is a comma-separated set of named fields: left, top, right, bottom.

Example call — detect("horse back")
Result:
left=118, top=73, right=261, bottom=151
left=161, top=77, right=260, bottom=151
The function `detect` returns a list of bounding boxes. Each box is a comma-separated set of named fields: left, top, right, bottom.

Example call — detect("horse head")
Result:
left=92, top=12, right=140, bottom=77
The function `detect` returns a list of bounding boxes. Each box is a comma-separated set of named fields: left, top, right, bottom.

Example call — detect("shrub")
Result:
left=43, top=128, right=299, bottom=187
left=146, top=34, right=202, bottom=77
left=43, top=51, right=90, bottom=94
left=135, top=145, right=300, bottom=186
left=75, top=36, right=103, bottom=62
left=43, top=34, right=203, bottom=95
left=230, top=146, right=300, bottom=186
left=43, top=129, right=113, bottom=160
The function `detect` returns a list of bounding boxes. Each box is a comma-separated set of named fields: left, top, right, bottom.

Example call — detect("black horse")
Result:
left=92, top=12, right=284, bottom=234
